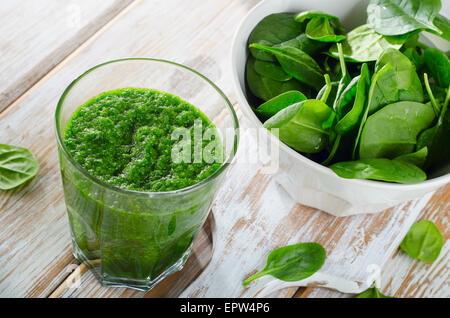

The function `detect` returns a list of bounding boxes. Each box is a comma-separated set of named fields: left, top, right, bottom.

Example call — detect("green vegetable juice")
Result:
left=61, top=88, right=223, bottom=287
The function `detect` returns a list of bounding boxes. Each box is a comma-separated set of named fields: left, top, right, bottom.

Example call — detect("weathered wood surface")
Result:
left=0, top=0, right=448, bottom=298
left=0, top=0, right=134, bottom=112
left=298, top=185, right=449, bottom=298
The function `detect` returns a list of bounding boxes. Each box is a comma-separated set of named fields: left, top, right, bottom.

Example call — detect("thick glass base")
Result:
left=72, top=240, right=191, bottom=291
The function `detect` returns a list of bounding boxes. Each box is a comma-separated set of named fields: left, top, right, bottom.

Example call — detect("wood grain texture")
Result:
left=0, top=0, right=448, bottom=298
left=0, top=0, right=134, bottom=112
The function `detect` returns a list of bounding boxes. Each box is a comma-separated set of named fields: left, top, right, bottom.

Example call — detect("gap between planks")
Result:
left=0, top=0, right=138, bottom=119
left=48, top=262, right=84, bottom=298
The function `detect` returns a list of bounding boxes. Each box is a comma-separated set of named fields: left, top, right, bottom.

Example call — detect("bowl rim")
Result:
left=55, top=57, right=239, bottom=197
left=230, top=0, right=450, bottom=191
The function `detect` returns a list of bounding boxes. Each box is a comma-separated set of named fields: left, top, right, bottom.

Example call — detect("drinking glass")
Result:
left=55, top=58, right=239, bottom=290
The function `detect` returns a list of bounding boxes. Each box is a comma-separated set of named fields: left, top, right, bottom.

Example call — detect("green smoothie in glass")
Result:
left=56, top=58, right=238, bottom=290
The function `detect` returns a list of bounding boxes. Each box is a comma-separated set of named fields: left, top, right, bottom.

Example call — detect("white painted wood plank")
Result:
left=0, top=0, right=133, bottom=111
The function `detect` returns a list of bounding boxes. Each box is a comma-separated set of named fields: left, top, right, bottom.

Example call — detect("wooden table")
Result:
left=0, top=0, right=448, bottom=298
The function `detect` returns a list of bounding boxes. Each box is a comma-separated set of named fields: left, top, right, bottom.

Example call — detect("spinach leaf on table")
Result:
left=329, top=24, right=406, bottom=62
left=0, top=144, right=39, bottom=190
left=254, top=59, right=292, bottom=82
left=243, top=242, right=326, bottom=286
left=394, top=147, right=428, bottom=168
left=249, top=43, right=325, bottom=90
left=263, top=99, right=333, bottom=153
left=248, top=13, right=304, bottom=62
left=256, top=91, right=307, bottom=118
left=359, top=101, right=436, bottom=159
left=367, top=0, right=442, bottom=36
left=355, top=286, right=392, bottom=298
left=246, top=56, right=305, bottom=101
left=400, top=220, right=443, bottom=262
left=329, top=158, right=427, bottom=183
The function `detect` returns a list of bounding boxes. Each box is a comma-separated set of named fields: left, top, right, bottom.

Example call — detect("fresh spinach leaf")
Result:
left=319, top=74, right=337, bottom=130
left=248, top=13, right=304, bottom=62
left=321, top=135, right=341, bottom=166
left=243, top=242, right=326, bottom=286
left=256, top=91, right=307, bottom=118
left=394, top=147, right=428, bottom=168
left=336, top=64, right=371, bottom=135
left=375, top=48, right=424, bottom=106
left=356, top=286, right=392, bottom=298
left=245, top=6, right=449, bottom=183
left=254, top=59, right=292, bottom=81
left=317, top=80, right=339, bottom=105
left=403, top=47, right=425, bottom=73
left=246, top=56, right=305, bottom=101
left=329, top=158, right=427, bottom=183
left=424, top=73, right=441, bottom=116
left=359, top=101, right=436, bottom=159
left=334, top=75, right=360, bottom=117
left=400, top=220, right=443, bottom=262
left=275, top=33, right=329, bottom=56
left=367, top=0, right=442, bottom=36
left=366, top=64, right=399, bottom=115
left=332, top=42, right=352, bottom=113
left=329, top=24, right=405, bottom=62
left=417, top=85, right=450, bottom=170
left=319, top=74, right=333, bottom=104
left=263, top=99, right=333, bottom=153
left=353, top=64, right=396, bottom=159
left=305, top=17, right=346, bottom=43
left=431, top=14, right=450, bottom=41
left=424, top=48, right=450, bottom=88
left=320, top=47, right=353, bottom=166
left=0, top=144, right=39, bottom=190
left=249, top=43, right=325, bottom=90
left=295, top=10, right=344, bottom=32
left=401, top=32, right=421, bottom=50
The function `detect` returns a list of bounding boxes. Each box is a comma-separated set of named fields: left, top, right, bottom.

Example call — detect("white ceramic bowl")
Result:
left=231, top=0, right=450, bottom=216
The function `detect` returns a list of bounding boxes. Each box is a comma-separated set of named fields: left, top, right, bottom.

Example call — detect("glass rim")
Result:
left=55, top=57, right=239, bottom=197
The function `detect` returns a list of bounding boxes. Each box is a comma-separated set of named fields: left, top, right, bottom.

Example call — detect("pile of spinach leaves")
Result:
left=245, top=0, right=450, bottom=184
